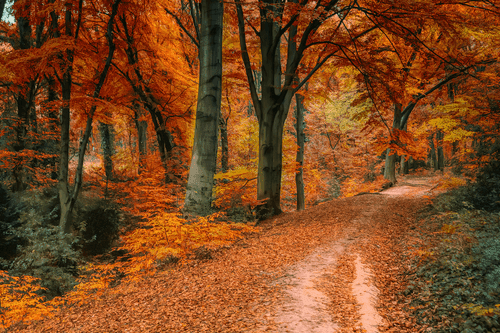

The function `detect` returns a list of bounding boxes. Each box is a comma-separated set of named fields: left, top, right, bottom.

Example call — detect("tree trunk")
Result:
left=428, top=133, right=437, bottom=170
left=46, top=76, right=59, bottom=180
left=12, top=9, right=33, bottom=192
left=119, top=16, right=174, bottom=183
left=295, top=93, right=305, bottom=211
left=184, top=0, right=223, bottom=216
left=0, top=0, right=6, bottom=21
left=58, top=3, right=75, bottom=233
left=58, top=0, right=120, bottom=233
left=400, top=155, right=408, bottom=174
left=436, top=130, right=444, bottom=171
left=99, top=121, right=114, bottom=181
left=134, top=106, right=147, bottom=174
left=219, top=111, right=229, bottom=173
left=384, top=149, right=397, bottom=183
left=384, top=103, right=402, bottom=183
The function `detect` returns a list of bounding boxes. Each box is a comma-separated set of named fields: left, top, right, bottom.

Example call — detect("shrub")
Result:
left=0, top=185, right=21, bottom=266
left=406, top=201, right=500, bottom=332
left=79, top=203, right=120, bottom=256
left=6, top=189, right=82, bottom=297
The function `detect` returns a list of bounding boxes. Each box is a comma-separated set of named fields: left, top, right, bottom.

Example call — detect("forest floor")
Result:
left=11, top=173, right=444, bottom=333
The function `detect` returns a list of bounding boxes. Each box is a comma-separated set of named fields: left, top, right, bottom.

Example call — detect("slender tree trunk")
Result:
left=219, top=112, right=229, bottom=173
left=134, top=106, right=147, bottom=174
left=399, top=121, right=409, bottom=175
left=184, top=0, right=223, bottom=216
left=99, top=121, right=114, bottom=181
left=46, top=76, right=59, bottom=179
left=384, top=103, right=402, bottom=183
left=12, top=9, right=33, bottom=192
left=428, top=133, right=437, bottom=170
left=59, top=0, right=120, bottom=233
left=295, top=93, right=305, bottom=211
left=436, top=130, right=444, bottom=171
left=119, top=16, right=174, bottom=182
left=58, top=3, right=76, bottom=233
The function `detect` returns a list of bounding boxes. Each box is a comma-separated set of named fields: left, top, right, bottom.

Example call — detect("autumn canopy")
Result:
left=0, top=0, right=499, bottom=329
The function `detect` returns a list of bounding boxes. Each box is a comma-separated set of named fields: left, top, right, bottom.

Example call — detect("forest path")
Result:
left=272, top=175, right=439, bottom=332
left=12, top=174, right=441, bottom=333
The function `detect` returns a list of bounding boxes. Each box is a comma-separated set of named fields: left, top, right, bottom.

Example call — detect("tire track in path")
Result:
left=273, top=176, right=439, bottom=332
left=274, top=200, right=382, bottom=332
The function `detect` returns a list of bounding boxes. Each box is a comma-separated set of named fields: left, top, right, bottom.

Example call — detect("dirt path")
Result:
left=11, top=175, right=440, bottom=333
left=273, top=175, right=439, bottom=333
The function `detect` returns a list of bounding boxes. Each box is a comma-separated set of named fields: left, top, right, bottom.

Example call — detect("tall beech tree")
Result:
left=235, top=0, right=381, bottom=215
left=184, top=0, right=223, bottom=215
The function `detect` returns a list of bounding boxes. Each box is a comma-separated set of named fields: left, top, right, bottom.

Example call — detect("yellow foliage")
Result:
left=341, top=175, right=386, bottom=198
left=0, top=271, right=57, bottom=330
left=119, top=212, right=259, bottom=269
left=459, top=303, right=500, bottom=317
left=437, top=175, right=467, bottom=190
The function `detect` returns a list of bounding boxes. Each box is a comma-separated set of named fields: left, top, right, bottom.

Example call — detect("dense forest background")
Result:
left=1, top=0, right=500, bottom=330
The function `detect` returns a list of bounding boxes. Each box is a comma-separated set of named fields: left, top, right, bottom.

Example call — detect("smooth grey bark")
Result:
left=400, top=122, right=409, bottom=175
left=295, top=93, right=305, bottom=211
left=59, top=0, right=120, bottom=233
left=0, top=0, right=6, bottom=21
left=58, top=2, right=77, bottom=233
left=184, top=0, right=223, bottom=215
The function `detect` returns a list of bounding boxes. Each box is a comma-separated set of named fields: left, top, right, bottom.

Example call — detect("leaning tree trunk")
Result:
left=295, top=93, right=305, bottom=211
left=184, top=0, right=223, bottom=216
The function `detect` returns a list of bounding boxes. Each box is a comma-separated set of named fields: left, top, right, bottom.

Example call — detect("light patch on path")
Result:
left=381, top=179, right=437, bottom=197
left=274, top=243, right=344, bottom=332
left=352, top=254, right=383, bottom=333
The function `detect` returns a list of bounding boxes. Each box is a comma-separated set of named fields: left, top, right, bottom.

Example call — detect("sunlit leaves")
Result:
left=0, top=271, right=56, bottom=330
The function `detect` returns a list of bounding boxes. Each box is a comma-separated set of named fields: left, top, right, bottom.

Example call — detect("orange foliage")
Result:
left=0, top=271, right=56, bottom=330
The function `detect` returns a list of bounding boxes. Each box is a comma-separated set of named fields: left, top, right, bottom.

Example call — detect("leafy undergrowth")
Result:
left=360, top=172, right=500, bottom=333
left=6, top=189, right=366, bottom=332
left=0, top=169, right=258, bottom=331
left=5, top=173, right=498, bottom=332
left=401, top=204, right=500, bottom=332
